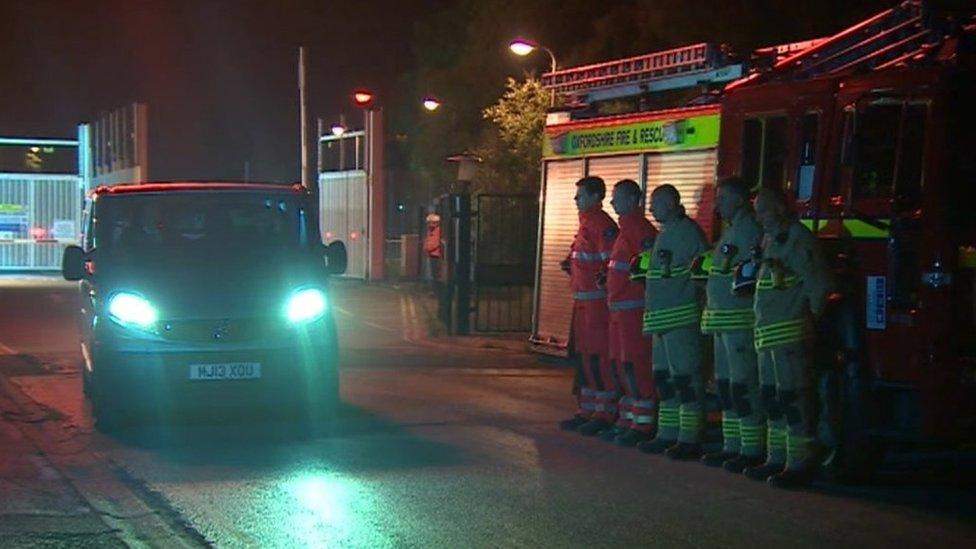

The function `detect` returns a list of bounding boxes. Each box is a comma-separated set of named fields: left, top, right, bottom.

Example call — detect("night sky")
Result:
left=0, top=0, right=451, bottom=182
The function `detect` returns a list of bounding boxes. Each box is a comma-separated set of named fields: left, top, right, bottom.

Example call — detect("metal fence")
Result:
left=0, top=173, right=82, bottom=270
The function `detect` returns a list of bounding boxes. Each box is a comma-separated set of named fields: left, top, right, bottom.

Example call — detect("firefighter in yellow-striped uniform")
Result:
left=744, top=188, right=831, bottom=488
left=697, top=177, right=766, bottom=472
left=636, top=184, right=709, bottom=459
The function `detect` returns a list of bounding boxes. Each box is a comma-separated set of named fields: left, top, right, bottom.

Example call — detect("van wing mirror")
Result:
left=324, top=241, right=347, bottom=275
left=62, top=245, right=87, bottom=281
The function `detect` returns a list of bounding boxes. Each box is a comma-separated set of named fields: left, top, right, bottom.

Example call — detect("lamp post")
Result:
left=509, top=39, right=558, bottom=106
left=351, top=89, right=385, bottom=281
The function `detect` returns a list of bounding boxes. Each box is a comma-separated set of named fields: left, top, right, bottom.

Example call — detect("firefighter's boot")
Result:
left=701, top=450, right=737, bottom=467
left=723, top=454, right=765, bottom=473
left=744, top=460, right=785, bottom=481
left=614, top=429, right=652, bottom=448
left=665, top=442, right=704, bottom=460
left=578, top=419, right=612, bottom=437
left=637, top=436, right=676, bottom=454
left=598, top=424, right=628, bottom=442
left=768, top=465, right=816, bottom=489
left=559, top=415, right=589, bottom=431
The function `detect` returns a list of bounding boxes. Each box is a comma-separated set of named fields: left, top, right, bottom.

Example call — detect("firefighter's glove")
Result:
left=690, top=251, right=713, bottom=280
left=560, top=258, right=572, bottom=275
left=629, top=251, right=651, bottom=281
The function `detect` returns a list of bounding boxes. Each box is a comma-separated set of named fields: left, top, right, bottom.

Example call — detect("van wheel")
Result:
left=81, top=367, right=91, bottom=397
left=89, top=373, right=124, bottom=432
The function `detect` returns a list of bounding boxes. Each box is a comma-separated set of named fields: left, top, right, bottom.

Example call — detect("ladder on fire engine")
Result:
left=540, top=43, right=727, bottom=103
left=731, top=1, right=938, bottom=89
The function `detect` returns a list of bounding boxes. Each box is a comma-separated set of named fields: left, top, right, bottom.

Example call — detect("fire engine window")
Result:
left=852, top=104, right=900, bottom=199
left=761, top=116, right=788, bottom=190
left=796, top=113, right=819, bottom=201
left=894, top=104, right=927, bottom=206
left=741, top=119, right=763, bottom=191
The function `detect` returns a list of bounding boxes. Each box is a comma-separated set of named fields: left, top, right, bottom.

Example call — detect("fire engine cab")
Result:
left=717, top=1, right=976, bottom=475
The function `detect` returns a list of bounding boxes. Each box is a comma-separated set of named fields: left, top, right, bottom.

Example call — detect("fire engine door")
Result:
left=845, top=98, right=928, bottom=314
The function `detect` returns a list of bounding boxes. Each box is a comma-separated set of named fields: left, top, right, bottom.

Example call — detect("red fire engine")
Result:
left=717, top=1, right=976, bottom=477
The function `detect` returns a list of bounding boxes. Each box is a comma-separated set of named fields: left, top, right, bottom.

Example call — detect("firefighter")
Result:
left=698, top=177, right=766, bottom=472
left=744, top=187, right=830, bottom=488
left=558, top=176, right=620, bottom=436
left=597, top=179, right=658, bottom=446
left=636, top=184, right=709, bottom=459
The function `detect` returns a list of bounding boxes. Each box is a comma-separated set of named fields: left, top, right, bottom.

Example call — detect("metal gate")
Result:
left=474, top=194, right=537, bottom=332
left=319, top=170, right=368, bottom=279
left=0, top=174, right=82, bottom=270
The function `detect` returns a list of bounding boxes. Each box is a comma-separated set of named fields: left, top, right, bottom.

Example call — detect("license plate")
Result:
left=189, top=362, right=261, bottom=380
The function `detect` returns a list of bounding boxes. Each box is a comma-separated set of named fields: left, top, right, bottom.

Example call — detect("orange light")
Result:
left=353, top=90, right=374, bottom=107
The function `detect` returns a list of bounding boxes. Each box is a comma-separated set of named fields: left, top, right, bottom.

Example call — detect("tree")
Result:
left=474, top=77, right=549, bottom=194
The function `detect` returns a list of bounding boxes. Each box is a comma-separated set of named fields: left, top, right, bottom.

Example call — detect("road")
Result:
left=1, top=274, right=974, bottom=547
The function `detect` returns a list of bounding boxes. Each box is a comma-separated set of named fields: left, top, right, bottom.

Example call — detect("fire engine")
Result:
left=717, top=1, right=976, bottom=477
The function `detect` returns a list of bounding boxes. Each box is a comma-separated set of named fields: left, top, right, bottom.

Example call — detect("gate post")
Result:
left=453, top=190, right=472, bottom=335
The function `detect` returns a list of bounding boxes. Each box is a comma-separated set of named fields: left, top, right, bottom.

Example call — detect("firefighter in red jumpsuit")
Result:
left=597, top=179, right=658, bottom=446
left=559, top=176, right=620, bottom=436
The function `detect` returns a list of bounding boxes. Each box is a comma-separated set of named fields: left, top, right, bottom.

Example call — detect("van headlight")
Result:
left=286, top=288, right=328, bottom=323
left=107, top=292, right=158, bottom=329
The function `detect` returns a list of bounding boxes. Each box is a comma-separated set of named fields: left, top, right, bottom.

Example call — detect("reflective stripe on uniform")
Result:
left=609, top=299, right=644, bottom=311
left=595, top=390, right=618, bottom=400
left=571, top=250, right=611, bottom=262
left=608, top=259, right=630, bottom=272
left=658, top=405, right=680, bottom=428
left=679, top=409, right=703, bottom=431
left=754, top=318, right=809, bottom=351
left=579, top=402, right=596, bottom=411
left=722, top=417, right=741, bottom=439
left=633, top=414, right=656, bottom=425
left=642, top=302, right=699, bottom=333
left=701, top=308, right=755, bottom=333
left=574, top=290, right=608, bottom=301
left=647, top=265, right=691, bottom=279
left=756, top=274, right=799, bottom=290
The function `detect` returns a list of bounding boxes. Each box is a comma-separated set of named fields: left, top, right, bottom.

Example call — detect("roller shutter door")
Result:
left=532, top=159, right=583, bottom=353
left=644, top=148, right=718, bottom=239
left=586, top=155, right=641, bottom=193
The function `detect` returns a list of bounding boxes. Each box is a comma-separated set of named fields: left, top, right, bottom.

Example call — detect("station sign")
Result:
left=544, top=112, right=719, bottom=158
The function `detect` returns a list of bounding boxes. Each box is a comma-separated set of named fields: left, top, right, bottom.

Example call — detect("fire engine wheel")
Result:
left=822, top=435, right=886, bottom=484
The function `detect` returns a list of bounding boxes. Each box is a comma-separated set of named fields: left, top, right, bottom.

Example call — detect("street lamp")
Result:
left=352, top=90, right=374, bottom=108
left=422, top=97, right=441, bottom=112
left=508, top=38, right=557, bottom=74
left=509, top=38, right=558, bottom=106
